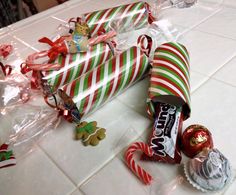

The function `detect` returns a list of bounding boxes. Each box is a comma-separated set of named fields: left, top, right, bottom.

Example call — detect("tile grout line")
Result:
left=195, top=28, right=236, bottom=42
left=208, top=54, right=236, bottom=78
left=37, top=143, right=78, bottom=187
left=51, top=16, right=68, bottom=23
left=77, top=125, right=151, bottom=189
left=211, top=77, right=236, bottom=88
left=11, top=35, right=39, bottom=52
left=68, top=188, right=86, bottom=195
left=78, top=153, right=119, bottom=188
left=177, top=7, right=222, bottom=34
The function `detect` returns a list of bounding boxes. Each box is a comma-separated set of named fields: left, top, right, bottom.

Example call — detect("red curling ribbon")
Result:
left=137, top=34, right=153, bottom=57
left=144, top=2, right=156, bottom=24
left=44, top=95, right=74, bottom=123
left=0, top=44, right=13, bottom=58
left=0, top=62, right=12, bottom=76
left=21, top=51, right=62, bottom=89
left=39, top=36, right=69, bottom=62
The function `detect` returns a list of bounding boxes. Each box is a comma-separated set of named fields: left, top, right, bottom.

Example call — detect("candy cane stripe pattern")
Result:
left=60, top=46, right=149, bottom=117
left=147, top=42, right=191, bottom=119
left=42, top=42, right=113, bottom=91
left=125, top=142, right=154, bottom=185
left=84, top=1, right=152, bottom=37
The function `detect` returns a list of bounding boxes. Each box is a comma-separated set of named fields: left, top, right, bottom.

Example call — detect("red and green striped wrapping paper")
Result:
left=60, top=46, right=149, bottom=117
left=42, top=42, right=113, bottom=92
left=147, top=42, right=191, bottom=120
left=83, top=1, right=153, bottom=37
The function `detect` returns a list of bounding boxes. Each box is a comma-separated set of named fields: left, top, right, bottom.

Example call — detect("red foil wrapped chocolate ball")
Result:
left=181, top=124, right=214, bottom=158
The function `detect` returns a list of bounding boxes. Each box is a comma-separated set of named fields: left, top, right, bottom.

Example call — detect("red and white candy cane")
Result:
left=125, top=142, right=154, bottom=185
left=88, top=30, right=117, bottom=46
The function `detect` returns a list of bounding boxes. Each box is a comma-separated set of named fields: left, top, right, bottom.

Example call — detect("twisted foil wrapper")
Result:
left=184, top=148, right=232, bottom=192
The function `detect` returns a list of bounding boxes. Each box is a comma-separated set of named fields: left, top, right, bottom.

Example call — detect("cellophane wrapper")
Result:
left=0, top=102, right=59, bottom=159
left=83, top=1, right=155, bottom=37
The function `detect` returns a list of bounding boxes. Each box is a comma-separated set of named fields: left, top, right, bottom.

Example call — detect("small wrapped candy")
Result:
left=143, top=42, right=191, bottom=164
left=181, top=124, right=214, bottom=158
left=184, top=148, right=233, bottom=192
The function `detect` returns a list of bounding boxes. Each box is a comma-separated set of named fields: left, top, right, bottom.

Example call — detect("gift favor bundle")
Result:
left=0, top=0, right=233, bottom=194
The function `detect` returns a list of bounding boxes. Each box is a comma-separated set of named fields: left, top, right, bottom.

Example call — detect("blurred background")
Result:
left=0, top=0, right=68, bottom=28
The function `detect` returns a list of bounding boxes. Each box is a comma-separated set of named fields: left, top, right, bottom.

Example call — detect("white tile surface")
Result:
left=224, top=0, right=236, bottom=8
left=160, top=2, right=221, bottom=31
left=190, top=71, right=209, bottom=92
left=1, top=0, right=236, bottom=194
left=196, top=7, right=236, bottom=40
left=223, top=179, right=236, bottom=195
left=80, top=157, right=148, bottom=195
left=52, top=1, right=101, bottom=22
left=183, top=79, right=236, bottom=168
left=0, top=147, right=75, bottom=195
left=179, top=29, right=236, bottom=76
left=117, top=77, right=150, bottom=116
left=39, top=99, right=151, bottom=186
left=71, top=189, right=84, bottom=195
left=81, top=149, right=215, bottom=195
left=212, top=57, right=236, bottom=87
left=10, top=17, right=66, bottom=51
left=0, top=34, right=36, bottom=68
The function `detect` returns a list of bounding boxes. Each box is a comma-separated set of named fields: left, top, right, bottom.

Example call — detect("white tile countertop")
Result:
left=1, top=0, right=236, bottom=195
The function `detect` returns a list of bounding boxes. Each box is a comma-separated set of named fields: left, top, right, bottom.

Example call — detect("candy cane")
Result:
left=88, top=30, right=117, bottom=46
left=125, top=142, right=154, bottom=185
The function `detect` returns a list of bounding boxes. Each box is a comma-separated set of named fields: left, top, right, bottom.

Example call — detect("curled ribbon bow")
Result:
left=0, top=62, right=12, bottom=76
left=0, top=44, right=13, bottom=59
left=38, top=37, right=69, bottom=62
left=137, top=34, right=153, bottom=57
left=21, top=50, right=62, bottom=89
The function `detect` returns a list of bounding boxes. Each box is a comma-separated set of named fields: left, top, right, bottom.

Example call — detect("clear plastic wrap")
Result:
left=0, top=72, right=30, bottom=108
left=0, top=44, right=31, bottom=108
left=155, top=0, right=224, bottom=33
left=82, top=1, right=156, bottom=37
left=0, top=103, right=59, bottom=164
left=184, top=148, right=233, bottom=192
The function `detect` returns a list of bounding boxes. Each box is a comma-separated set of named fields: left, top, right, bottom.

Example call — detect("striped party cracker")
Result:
left=84, top=1, right=152, bottom=37
left=60, top=46, right=150, bottom=117
left=147, top=42, right=191, bottom=120
left=42, top=42, right=113, bottom=92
